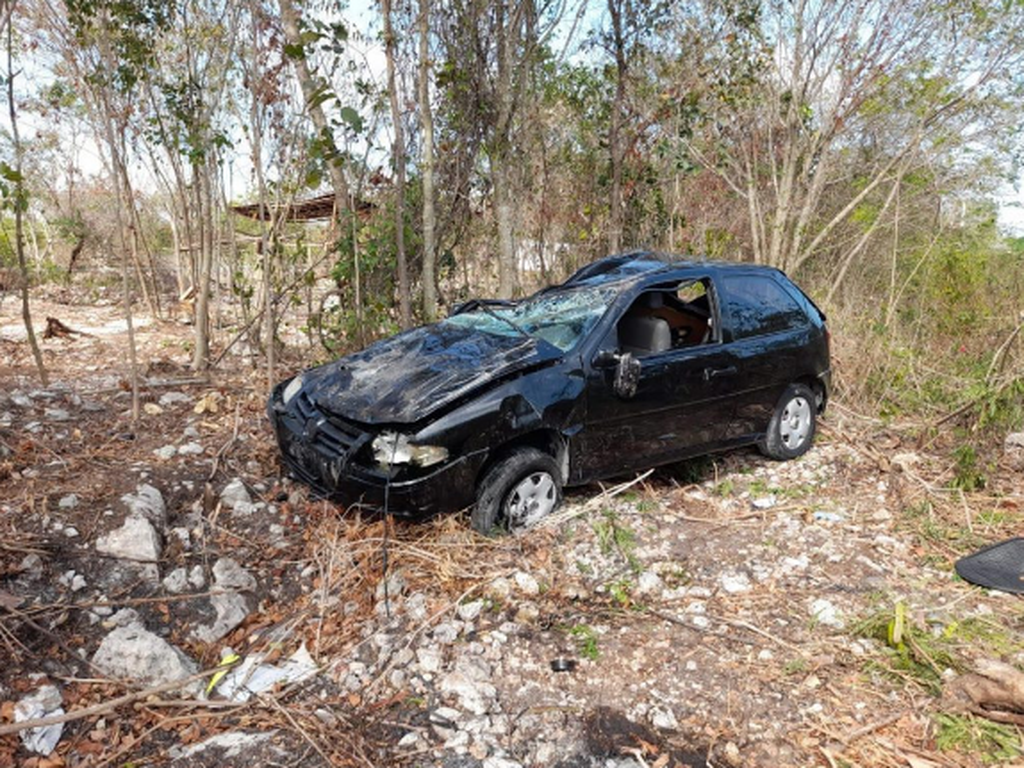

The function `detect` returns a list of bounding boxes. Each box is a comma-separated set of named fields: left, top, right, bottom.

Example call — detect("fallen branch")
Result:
left=1, top=602, right=108, bottom=679
left=677, top=504, right=801, bottom=525
left=985, top=313, right=1024, bottom=385
left=0, top=663, right=234, bottom=737
left=646, top=607, right=803, bottom=654
left=82, top=377, right=210, bottom=396
left=540, top=470, right=654, bottom=529
left=944, top=658, right=1024, bottom=727
left=43, top=316, right=91, bottom=339
left=714, top=615, right=804, bottom=654
left=841, top=711, right=905, bottom=745
left=207, top=400, right=242, bottom=482
left=933, top=368, right=1023, bottom=431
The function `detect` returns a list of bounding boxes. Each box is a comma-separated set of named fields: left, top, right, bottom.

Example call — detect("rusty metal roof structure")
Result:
left=230, top=193, right=375, bottom=222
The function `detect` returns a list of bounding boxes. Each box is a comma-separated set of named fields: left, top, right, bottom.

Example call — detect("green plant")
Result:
left=950, top=443, right=986, bottom=491
left=941, top=617, right=1024, bottom=657
left=591, top=511, right=640, bottom=572
left=569, top=624, right=599, bottom=660
left=748, top=478, right=781, bottom=497
left=783, top=658, right=807, bottom=675
left=593, top=518, right=614, bottom=554
left=608, top=578, right=633, bottom=607
left=662, top=565, right=691, bottom=588
left=714, top=479, right=734, bottom=497
left=934, top=713, right=1022, bottom=762
left=976, top=509, right=1011, bottom=527
left=898, top=500, right=986, bottom=556
left=976, top=377, right=1024, bottom=431
left=851, top=602, right=958, bottom=694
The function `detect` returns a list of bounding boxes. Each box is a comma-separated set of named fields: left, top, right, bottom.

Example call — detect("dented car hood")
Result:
left=303, top=322, right=563, bottom=425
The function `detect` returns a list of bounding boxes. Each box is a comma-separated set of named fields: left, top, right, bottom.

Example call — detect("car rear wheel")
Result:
left=473, top=447, right=562, bottom=535
left=759, top=383, right=817, bottom=460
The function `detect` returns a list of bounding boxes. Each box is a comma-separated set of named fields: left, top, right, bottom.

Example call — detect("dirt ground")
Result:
left=2, top=288, right=1024, bottom=768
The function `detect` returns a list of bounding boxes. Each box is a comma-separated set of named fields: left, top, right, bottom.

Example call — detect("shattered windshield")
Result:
left=445, top=284, right=619, bottom=351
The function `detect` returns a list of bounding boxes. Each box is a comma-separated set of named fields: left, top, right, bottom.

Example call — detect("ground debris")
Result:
left=92, top=625, right=199, bottom=691
left=13, top=685, right=64, bottom=756
left=945, top=658, right=1024, bottom=726
left=42, top=317, right=88, bottom=340
left=3, top=294, right=1024, bottom=767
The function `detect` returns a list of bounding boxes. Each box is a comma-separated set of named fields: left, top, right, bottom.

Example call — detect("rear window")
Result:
left=721, top=274, right=808, bottom=340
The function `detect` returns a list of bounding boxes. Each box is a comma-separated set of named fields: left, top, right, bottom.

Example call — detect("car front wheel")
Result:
left=759, top=383, right=817, bottom=460
left=473, top=447, right=562, bottom=535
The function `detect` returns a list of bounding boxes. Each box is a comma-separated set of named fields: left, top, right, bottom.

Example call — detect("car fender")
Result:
left=413, top=364, right=586, bottom=477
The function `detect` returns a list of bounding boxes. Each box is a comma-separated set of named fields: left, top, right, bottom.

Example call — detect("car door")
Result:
left=717, top=271, right=817, bottom=437
left=574, top=279, right=741, bottom=481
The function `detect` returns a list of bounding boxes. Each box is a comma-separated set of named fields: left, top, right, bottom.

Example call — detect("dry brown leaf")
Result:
left=193, top=393, right=220, bottom=414
left=652, top=754, right=670, bottom=768
left=637, top=737, right=660, bottom=755
left=0, top=701, right=15, bottom=722
left=74, top=741, right=105, bottom=756
left=178, top=722, right=203, bottom=744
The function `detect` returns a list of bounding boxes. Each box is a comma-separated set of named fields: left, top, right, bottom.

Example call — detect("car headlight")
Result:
left=282, top=375, right=303, bottom=405
left=372, top=432, right=448, bottom=468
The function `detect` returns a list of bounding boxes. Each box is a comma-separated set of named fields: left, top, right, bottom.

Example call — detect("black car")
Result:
left=268, top=253, right=831, bottom=534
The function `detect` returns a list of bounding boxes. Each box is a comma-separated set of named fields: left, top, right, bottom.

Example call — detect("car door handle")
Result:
left=704, top=366, right=737, bottom=381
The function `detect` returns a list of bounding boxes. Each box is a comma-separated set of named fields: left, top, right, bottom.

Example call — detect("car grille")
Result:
left=295, top=391, right=318, bottom=419
left=296, top=392, right=370, bottom=461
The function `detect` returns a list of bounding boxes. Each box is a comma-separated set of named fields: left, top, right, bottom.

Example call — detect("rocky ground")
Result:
left=2, top=291, right=1024, bottom=768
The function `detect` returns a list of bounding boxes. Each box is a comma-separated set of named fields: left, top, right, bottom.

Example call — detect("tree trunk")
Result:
left=382, top=0, right=411, bottom=329
left=494, top=160, right=515, bottom=298
left=192, top=162, right=212, bottom=370
left=7, top=17, right=48, bottom=386
left=607, top=0, right=627, bottom=254
left=92, top=32, right=141, bottom=419
left=418, top=0, right=438, bottom=322
left=248, top=1, right=275, bottom=393
left=493, top=1, right=517, bottom=298
left=101, top=117, right=141, bottom=420
left=279, top=0, right=350, bottom=222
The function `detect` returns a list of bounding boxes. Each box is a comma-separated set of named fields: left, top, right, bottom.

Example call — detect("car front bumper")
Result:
left=268, top=383, right=482, bottom=516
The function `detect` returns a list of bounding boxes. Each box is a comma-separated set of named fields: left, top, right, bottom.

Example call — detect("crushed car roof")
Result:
left=561, top=251, right=783, bottom=289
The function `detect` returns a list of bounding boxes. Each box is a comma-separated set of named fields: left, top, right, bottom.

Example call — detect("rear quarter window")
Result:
left=720, top=274, right=809, bottom=340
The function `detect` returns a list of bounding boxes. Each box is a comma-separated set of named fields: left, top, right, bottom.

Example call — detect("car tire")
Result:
left=473, top=447, right=563, bottom=535
left=759, top=383, right=817, bottom=460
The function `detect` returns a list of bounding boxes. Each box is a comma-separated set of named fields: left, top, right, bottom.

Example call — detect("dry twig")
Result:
left=0, top=663, right=236, bottom=737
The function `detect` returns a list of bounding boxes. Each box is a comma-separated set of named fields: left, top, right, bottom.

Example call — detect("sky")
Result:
left=4, top=1, right=1024, bottom=235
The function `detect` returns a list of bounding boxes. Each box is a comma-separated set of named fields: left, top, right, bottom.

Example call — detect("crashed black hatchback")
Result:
left=268, top=253, right=831, bottom=534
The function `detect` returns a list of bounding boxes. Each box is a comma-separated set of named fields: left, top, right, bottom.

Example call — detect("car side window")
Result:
left=616, top=279, right=717, bottom=357
left=721, top=274, right=807, bottom=340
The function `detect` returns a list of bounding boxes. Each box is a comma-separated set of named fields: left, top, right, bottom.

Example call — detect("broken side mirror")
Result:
left=592, top=349, right=619, bottom=370
left=613, top=352, right=641, bottom=399
left=593, top=349, right=640, bottom=398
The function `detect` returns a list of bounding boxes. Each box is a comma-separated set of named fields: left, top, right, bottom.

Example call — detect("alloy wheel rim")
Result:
left=505, top=471, right=557, bottom=530
left=780, top=396, right=812, bottom=450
